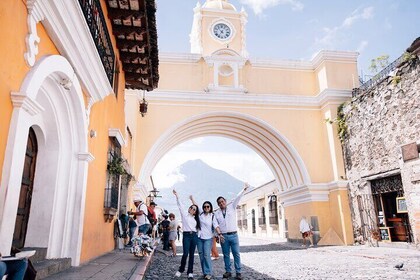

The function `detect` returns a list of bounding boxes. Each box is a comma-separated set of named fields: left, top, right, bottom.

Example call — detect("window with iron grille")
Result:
left=236, top=205, right=242, bottom=228
left=258, top=198, right=266, bottom=225
left=104, top=137, right=122, bottom=209
left=269, top=195, right=278, bottom=225
left=241, top=204, right=247, bottom=228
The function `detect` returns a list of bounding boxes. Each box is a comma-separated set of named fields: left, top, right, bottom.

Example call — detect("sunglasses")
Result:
left=203, top=205, right=211, bottom=209
left=189, top=206, right=197, bottom=211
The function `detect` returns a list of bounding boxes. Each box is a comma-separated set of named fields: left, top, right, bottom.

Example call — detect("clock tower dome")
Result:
left=190, top=0, right=248, bottom=57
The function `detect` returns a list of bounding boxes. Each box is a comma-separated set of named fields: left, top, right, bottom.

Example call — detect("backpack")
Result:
left=141, top=204, right=157, bottom=226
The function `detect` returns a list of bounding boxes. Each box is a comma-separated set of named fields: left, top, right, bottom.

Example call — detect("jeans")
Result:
left=197, top=238, right=213, bottom=275
left=179, top=232, right=197, bottom=274
left=0, top=259, right=28, bottom=280
left=138, top=223, right=151, bottom=235
left=220, top=233, right=241, bottom=273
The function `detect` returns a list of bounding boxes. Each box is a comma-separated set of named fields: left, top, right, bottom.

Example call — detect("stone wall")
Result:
left=342, top=55, right=420, bottom=246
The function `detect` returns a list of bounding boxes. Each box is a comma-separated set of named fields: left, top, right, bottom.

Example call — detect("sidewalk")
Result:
left=43, top=247, right=154, bottom=280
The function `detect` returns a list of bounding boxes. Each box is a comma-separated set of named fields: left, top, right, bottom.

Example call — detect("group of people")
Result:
left=172, top=183, right=250, bottom=280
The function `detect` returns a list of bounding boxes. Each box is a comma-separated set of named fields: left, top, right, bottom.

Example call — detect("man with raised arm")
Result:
left=214, top=183, right=250, bottom=280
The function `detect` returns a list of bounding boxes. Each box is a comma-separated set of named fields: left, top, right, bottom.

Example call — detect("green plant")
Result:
left=369, top=54, right=390, bottom=74
left=107, top=155, right=126, bottom=175
left=391, top=75, right=401, bottom=85
left=402, top=51, right=416, bottom=62
left=325, top=103, right=348, bottom=143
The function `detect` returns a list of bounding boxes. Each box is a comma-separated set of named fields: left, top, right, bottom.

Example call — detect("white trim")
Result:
left=136, top=111, right=311, bottom=192
left=159, top=50, right=358, bottom=71
left=78, top=152, right=95, bottom=162
left=0, top=55, right=88, bottom=266
left=279, top=181, right=349, bottom=206
left=10, top=92, right=45, bottom=116
left=28, top=0, right=113, bottom=102
left=109, top=128, right=127, bottom=147
left=143, top=88, right=352, bottom=107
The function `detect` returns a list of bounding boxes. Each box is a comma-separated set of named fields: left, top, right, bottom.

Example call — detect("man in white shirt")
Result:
left=299, top=216, right=313, bottom=247
left=129, top=198, right=151, bottom=235
left=214, top=183, right=249, bottom=280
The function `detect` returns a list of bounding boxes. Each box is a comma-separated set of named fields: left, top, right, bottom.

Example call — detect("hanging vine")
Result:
left=107, top=154, right=126, bottom=175
left=325, top=102, right=348, bottom=143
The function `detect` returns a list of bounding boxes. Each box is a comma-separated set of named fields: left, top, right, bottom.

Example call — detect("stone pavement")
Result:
left=145, top=236, right=420, bottom=280
left=43, top=236, right=420, bottom=280
left=43, top=246, right=153, bottom=280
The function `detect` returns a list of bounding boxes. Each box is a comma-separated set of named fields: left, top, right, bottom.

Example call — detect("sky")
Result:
left=151, top=0, right=419, bottom=189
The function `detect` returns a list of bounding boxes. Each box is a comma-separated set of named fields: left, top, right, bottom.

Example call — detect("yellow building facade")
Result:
left=0, top=0, right=158, bottom=266
left=127, top=0, right=357, bottom=245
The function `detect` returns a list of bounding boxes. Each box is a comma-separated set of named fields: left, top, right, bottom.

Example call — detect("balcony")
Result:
left=78, top=0, right=115, bottom=86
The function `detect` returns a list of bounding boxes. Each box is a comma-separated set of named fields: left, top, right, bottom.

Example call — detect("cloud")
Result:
left=239, top=0, right=304, bottom=15
left=356, top=40, right=368, bottom=53
left=314, top=6, right=374, bottom=50
left=343, top=6, right=374, bottom=27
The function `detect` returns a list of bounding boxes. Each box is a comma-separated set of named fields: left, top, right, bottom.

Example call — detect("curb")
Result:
left=128, top=251, right=154, bottom=280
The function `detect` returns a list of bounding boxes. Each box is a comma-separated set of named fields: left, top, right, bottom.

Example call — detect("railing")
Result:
left=78, top=0, right=115, bottom=86
left=269, top=216, right=279, bottom=225
left=242, top=219, right=248, bottom=227
left=104, top=173, right=119, bottom=209
left=356, top=54, right=405, bottom=95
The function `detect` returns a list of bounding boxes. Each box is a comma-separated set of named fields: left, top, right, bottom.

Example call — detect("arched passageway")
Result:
left=137, top=111, right=311, bottom=192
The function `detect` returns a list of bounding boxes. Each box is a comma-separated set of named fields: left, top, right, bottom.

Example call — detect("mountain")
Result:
left=153, top=159, right=244, bottom=216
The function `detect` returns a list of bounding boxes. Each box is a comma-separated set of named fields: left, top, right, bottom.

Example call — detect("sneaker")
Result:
left=175, top=271, right=181, bottom=277
left=188, top=273, right=194, bottom=279
left=236, top=273, right=243, bottom=280
left=204, top=275, right=212, bottom=280
left=309, top=244, right=313, bottom=247
left=211, top=256, right=219, bottom=260
left=301, top=244, right=306, bottom=247
left=223, top=272, right=232, bottom=278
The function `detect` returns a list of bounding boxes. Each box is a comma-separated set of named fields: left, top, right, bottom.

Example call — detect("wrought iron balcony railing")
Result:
left=355, top=54, right=405, bottom=96
left=79, top=0, right=115, bottom=86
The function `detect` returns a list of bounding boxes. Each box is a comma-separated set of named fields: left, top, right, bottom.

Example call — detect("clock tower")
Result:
left=190, top=0, right=248, bottom=58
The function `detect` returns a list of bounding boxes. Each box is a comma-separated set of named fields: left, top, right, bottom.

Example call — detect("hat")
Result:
left=150, top=202, right=157, bottom=206
left=133, top=198, right=142, bottom=203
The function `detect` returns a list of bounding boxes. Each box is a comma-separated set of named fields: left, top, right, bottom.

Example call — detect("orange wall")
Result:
left=80, top=0, right=129, bottom=263
left=0, top=0, right=60, bottom=183
left=1, top=0, right=131, bottom=264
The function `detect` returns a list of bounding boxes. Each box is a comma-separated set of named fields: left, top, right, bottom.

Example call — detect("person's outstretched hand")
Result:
left=173, top=189, right=178, bottom=197
left=189, top=195, right=193, bottom=200
left=243, top=182, right=250, bottom=192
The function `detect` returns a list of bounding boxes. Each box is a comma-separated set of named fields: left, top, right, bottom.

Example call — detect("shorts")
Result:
left=302, top=231, right=312, bottom=238
left=169, top=231, right=177, bottom=241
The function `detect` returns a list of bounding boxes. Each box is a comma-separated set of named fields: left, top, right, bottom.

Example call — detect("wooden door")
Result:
left=13, top=128, right=38, bottom=248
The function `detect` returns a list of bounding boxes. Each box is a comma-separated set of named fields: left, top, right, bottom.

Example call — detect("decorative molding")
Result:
left=24, top=1, right=44, bottom=67
left=240, top=7, right=248, bottom=58
left=10, top=91, right=44, bottom=116
left=311, top=50, right=359, bottom=70
left=28, top=0, right=113, bottom=102
left=159, top=50, right=357, bottom=71
left=146, top=88, right=351, bottom=107
left=85, top=97, right=94, bottom=126
left=190, top=2, right=203, bottom=54
left=278, top=181, right=349, bottom=206
left=77, top=152, right=95, bottom=162
left=109, top=128, right=126, bottom=147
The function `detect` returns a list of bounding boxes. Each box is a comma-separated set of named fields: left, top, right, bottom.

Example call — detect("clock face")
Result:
left=213, top=23, right=232, bottom=40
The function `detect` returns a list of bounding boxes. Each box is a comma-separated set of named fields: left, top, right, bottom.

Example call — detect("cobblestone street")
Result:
left=145, top=237, right=420, bottom=280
